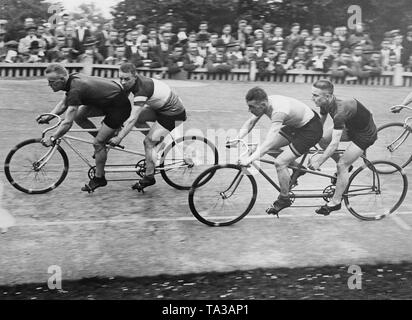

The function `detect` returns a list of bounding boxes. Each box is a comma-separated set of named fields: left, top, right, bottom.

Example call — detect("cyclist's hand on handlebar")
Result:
left=108, top=136, right=122, bottom=147
left=390, top=105, right=405, bottom=113
left=41, top=137, right=55, bottom=147
left=237, top=157, right=251, bottom=167
left=225, top=139, right=239, bottom=148
left=37, top=115, right=53, bottom=124
left=308, top=159, right=321, bottom=171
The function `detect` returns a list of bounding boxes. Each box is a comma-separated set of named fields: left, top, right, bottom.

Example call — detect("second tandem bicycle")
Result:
left=4, top=113, right=219, bottom=194
left=188, top=139, right=408, bottom=227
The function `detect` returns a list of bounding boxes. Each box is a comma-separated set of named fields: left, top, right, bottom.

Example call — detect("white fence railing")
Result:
left=0, top=62, right=410, bottom=86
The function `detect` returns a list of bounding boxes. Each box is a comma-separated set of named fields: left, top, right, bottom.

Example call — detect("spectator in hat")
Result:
left=0, top=29, right=7, bottom=59
left=146, top=28, right=162, bottom=54
left=236, top=19, right=248, bottom=49
left=197, top=21, right=210, bottom=40
left=166, top=44, right=186, bottom=75
left=243, top=24, right=255, bottom=47
left=350, top=44, right=373, bottom=80
left=196, top=33, right=210, bottom=58
left=74, top=18, right=91, bottom=53
left=284, top=22, right=303, bottom=56
left=306, top=42, right=332, bottom=72
left=24, top=40, right=45, bottom=63
left=18, top=25, right=44, bottom=54
left=391, top=34, right=404, bottom=63
left=78, top=36, right=104, bottom=64
left=330, top=48, right=355, bottom=81
left=256, top=46, right=277, bottom=78
left=221, top=24, right=234, bottom=45
left=96, top=23, right=112, bottom=59
left=183, top=42, right=205, bottom=71
left=226, top=41, right=244, bottom=68
left=272, top=27, right=284, bottom=43
left=333, top=26, right=349, bottom=49
left=130, top=39, right=162, bottom=68
left=363, top=51, right=383, bottom=77
left=291, top=46, right=311, bottom=69
left=348, top=23, right=374, bottom=50
left=206, top=38, right=232, bottom=73
left=207, top=33, right=220, bottom=55
left=274, top=51, right=294, bottom=75
left=311, top=25, right=322, bottom=42
left=1, top=40, right=20, bottom=63
left=380, top=38, right=394, bottom=69
left=262, top=22, right=273, bottom=40
left=401, top=25, right=412, bottom=66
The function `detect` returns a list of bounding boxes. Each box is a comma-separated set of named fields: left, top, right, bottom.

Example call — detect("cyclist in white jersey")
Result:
left=235, top=87, right=323, bottom=214
left=109, top=63, right=187, bottom=190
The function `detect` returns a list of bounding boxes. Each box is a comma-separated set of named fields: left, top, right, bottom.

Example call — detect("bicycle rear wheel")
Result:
left=366, top=122, right=412, bottom=172
left=4, top=139, right=69, bottom=194
left=344, top=160, right=408, bottom=221
left=188, top=164, right=257, bottom=227
left=160, top=135, right=218, bottom=190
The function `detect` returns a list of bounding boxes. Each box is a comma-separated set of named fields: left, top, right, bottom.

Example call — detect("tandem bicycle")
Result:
left=188, top=139, right=408, bottom=226
left=4, top=113, right=219, bottom=194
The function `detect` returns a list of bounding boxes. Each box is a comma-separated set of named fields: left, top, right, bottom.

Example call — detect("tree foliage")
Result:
left=111, top=0, right=412, bottom=41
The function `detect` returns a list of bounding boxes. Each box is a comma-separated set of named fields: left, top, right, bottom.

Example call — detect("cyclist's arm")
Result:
left=50, top=96, right=68, bottom=116
left=245, top=113, right=286, bottom=163
left=52, top=105, right=79, bottom=139
left=400, top=92, right=412, bottom=107
left=237, top=114, right=262, bottom=139
left=315, top=129, right=342, bottom=166
left=320, top=113, right=328, bottom=126
left=115, top=101, right=146, bottom=140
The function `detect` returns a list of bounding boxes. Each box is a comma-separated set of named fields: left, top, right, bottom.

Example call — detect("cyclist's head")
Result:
left=45, top=63, right=69, bottom=92
left=119, top=62, right=137, bottom=91
left=245, top=87, right=269, bottom=117
left=312, top=79, right=334, bottom=108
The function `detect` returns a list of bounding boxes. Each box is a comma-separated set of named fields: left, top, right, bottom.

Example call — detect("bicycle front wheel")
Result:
left=160, top=135, right=218, bottom=190
left=366, top=122, right=412, bottom=171
left=188, top=164, right=257, bottom=227
left=344, top=160, right=408, bottom=221
left=4, top=139, right=69, bottom=194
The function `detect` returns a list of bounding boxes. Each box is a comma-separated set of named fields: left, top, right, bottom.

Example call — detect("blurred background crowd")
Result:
left=1, top=0, right=412, bottom=82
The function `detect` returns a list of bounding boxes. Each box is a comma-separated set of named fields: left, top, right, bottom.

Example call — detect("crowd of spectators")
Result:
left=1, top=15, right=412, bottom=81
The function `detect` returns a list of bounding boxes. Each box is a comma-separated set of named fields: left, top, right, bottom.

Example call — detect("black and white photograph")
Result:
left=0, top=0, right=412, bottom=308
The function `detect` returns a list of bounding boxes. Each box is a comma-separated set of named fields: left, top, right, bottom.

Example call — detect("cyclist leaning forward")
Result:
left=236, top=87, right=323, bottom=215
left=38, top=63, right=132, bottom=192
left=109, top=62, right=187, bottom=190
left=308, top=79, right=378, bottom=215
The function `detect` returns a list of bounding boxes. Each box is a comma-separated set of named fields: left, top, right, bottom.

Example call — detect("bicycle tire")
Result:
left=159, top=135, right=219, bottom=190
left=188, top=164, right=257, bottom=227
left=4, top=138, right=69, bottom=194
left=344, top=159, right=408, bottom=221
left=366, top=122, right=412, bottom=172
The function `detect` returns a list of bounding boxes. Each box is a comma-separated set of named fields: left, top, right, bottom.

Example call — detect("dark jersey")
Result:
left=320, top=98, right=373, bottom=131
left=64, top=73, right=123, bottom=107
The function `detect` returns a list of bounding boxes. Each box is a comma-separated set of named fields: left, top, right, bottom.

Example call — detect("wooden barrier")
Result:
left=0, top=62, right=411, bottom=87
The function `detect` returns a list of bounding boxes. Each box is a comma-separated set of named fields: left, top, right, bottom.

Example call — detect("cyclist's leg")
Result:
left=144, top=122, right=169, bottom=176
left=329, top=142, right=364, bottom=206
left=319, top=126, right=342, bottom=163
left=93, top=123, right=117, bottom=178
left=74, top=105, right=104, bottom=137
left=274, top=147, right=298, bottom=198
left=134, top=106, right=157, bottom=137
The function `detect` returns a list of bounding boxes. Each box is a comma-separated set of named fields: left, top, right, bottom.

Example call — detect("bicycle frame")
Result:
left=226, top=139, right=380, bottom=204
left=37, top=114, right=189, bottom=179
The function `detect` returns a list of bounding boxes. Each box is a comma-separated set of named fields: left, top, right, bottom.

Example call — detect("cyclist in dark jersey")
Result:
left=108, top=63, right=187, bottom=191
left=37, top=63, right=131, bottom=192
left=308, top=79, right=377, bottom=215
